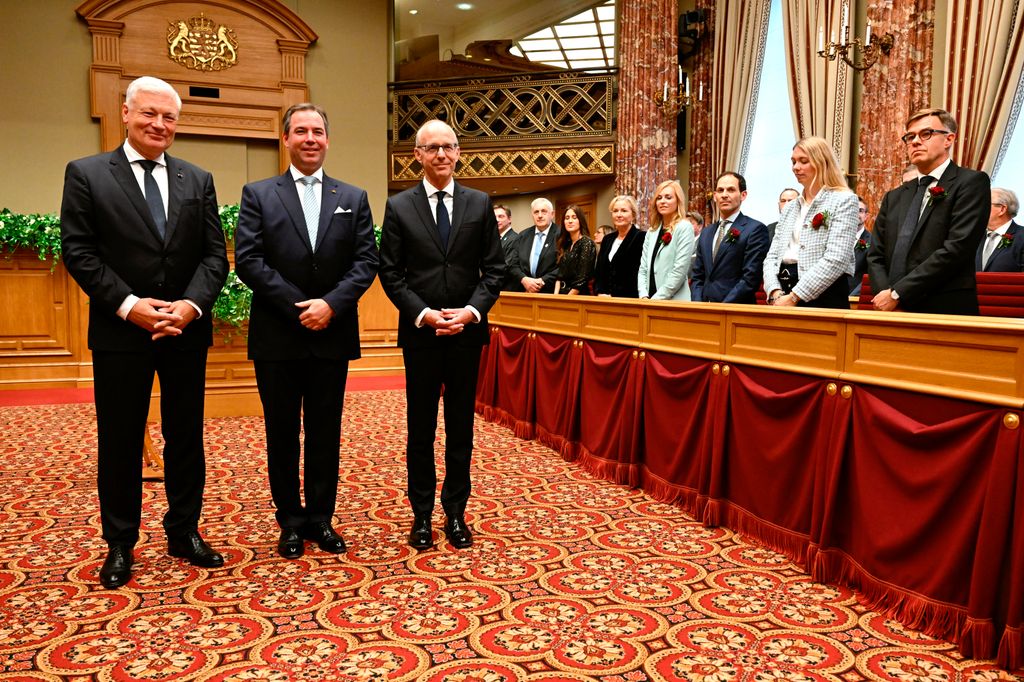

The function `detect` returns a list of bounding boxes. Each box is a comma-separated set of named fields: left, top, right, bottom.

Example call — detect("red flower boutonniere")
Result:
left=855, top=238, right=868, bottom=251
left=997, top=232, right=1015, bottom=250
left=809, top=211, right=830, bottom=230
left=928, top=186, right=947, bottom=202
left=725, top=227, right=741, bottom=243
left=661, top=231, right=672, bottom=245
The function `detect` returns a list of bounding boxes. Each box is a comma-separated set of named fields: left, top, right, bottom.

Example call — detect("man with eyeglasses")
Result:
left=867, top=108, right=989, bottom=314
left=977, top=188, right=1024, bottom=272
left=379, top=120, right=505, bottom=550
left=848, top=196, right=872, bottom=295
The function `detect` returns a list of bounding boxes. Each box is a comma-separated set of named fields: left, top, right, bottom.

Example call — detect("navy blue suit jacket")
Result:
left=235, top=171, right=379, bottom=361
left=976, top=222, right=1024, bottom=272
left=691, top=212, right=769, bottom=303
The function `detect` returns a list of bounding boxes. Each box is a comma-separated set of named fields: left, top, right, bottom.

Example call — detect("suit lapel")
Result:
left=108, top=148, right=164, bottom=243
left=163, top=154, right=184, bottom=245
left=651, top=226, right=666, bottom=263
left=412, top=184, right=445, bottom=254
left=912, top=163, right=958, bottom=244
left=274, top=172, right=313, bottom=252
left=448, top=182, right=467, bottom=252
left=317, top=175, right=343, bottom=251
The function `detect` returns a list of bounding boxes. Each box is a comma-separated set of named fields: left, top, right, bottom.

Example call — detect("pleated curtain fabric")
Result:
left=780, top=0, right=855, bottom=166
left=945, top=0, right=1024, bottom=175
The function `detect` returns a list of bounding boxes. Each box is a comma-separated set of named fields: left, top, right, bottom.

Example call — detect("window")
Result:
left=512, top=1, right=615, bottom=70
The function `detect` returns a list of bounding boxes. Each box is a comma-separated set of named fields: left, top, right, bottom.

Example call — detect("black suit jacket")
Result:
left=691, top=212, right=769, bottom=303
left=976, top=222, right=1024, bottom=272
left=234, top=171, right=378, bottom=362
left=849, top=228, right=872, bottom=294
left=507, top=224, right=561, bottom=293
left=499, top=228, right=521, bottom=290
left=60, top=147, right=228, bottom=351
left=378, top=181, right=505, bottom=348
left=594, top=225, right=645, bottom=297
left=867, top=161, right=989, bottom=314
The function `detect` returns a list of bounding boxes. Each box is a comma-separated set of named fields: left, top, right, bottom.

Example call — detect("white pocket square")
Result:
left=334, top=207, right=352, bottom=214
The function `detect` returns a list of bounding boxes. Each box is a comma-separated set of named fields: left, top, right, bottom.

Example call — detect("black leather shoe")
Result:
left=278, top=527, right=304, bottom=559
left=301, top=521, right=346, bottom=554
left=444, top=515, right=473, bottom=549
left=408, top=515, right=434, bottom=550
left=168, top=531, right=224, bottom=568
left=99, top=545, right=134, bottom=589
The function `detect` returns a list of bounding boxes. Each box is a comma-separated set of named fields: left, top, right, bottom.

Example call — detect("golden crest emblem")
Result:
left=167, top=14, right=238, bottom=71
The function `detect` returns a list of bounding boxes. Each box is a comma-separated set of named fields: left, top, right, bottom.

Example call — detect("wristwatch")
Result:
left=890, top=289, right=900, bottom=301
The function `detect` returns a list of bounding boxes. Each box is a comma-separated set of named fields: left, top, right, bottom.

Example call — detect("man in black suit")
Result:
left=508, top=198, right=560, bottom=293
left=691, top=172, right=770, bottom=303
left=977, top=188, right=1024, bottom=272
left=60, top=76, right=229, bottom=588
left=868, top=108, right=989, bottom=314
left=379, top=119, right=505, bottom=550
left=235, top=104, right=378, bottom=559
left=495, top=204, right=520, bottom=290
left=766, top=188, right=799, bottom=242
left=849, top=196, right=873, bottom=294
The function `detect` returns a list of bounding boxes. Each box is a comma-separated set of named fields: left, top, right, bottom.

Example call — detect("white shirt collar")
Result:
left=290, top=165, right=324, bottom=182
left=989, top=220, right=1013, bottom=236
left=422, top=178, right=455, bottom=198
left=919, top=157, right=951, bottom=183
left=123, top=141, right=165, bottom=167
left=720, top=211, right=740, bottom=224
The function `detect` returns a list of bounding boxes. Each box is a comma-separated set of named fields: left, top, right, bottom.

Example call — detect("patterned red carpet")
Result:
left=1, top=392, right=1021, bottom=681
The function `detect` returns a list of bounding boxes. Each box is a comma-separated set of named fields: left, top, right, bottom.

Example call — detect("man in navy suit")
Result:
left=60, top=76, right=229, bottom=588
left=691, top=172, right=770, bottom=303
left=508, top=198, right=560, bottom=293
left=235, top=103, right=378, bottom=559
left=977, top=188, right=1024, bottom=272
left=379, top=119, right=505, bottom=550
left=849, top=196, right=873, bottom=294
left=868, top=108, right=989, bottom=314
left=494, top=204, right=520, bottom=290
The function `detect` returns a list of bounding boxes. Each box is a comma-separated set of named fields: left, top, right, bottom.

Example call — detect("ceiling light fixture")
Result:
left=456, top=3, right=473, bottom=10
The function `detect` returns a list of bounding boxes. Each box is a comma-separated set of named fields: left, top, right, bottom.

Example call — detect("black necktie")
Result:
left=435, top=191, right=451, bottom=248
left=889, top=175, right=934, bottom=282
left=137, top=159, right=166, bottom=239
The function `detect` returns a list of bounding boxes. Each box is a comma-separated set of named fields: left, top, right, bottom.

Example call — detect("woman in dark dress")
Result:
left=556, top=205, right=596, bottom=295
left=594, top=194, right=645, bottom=298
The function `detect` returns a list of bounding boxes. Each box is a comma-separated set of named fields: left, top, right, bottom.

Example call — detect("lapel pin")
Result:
left=177, top=172, right=183, bottom=178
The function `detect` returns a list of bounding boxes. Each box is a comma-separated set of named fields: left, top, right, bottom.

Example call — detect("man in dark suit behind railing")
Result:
left=977, top=188, right=1024, bottom=273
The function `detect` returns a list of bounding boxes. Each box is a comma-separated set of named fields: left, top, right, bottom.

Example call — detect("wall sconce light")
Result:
left=656, top=68, right=703, bottom=116
left=817, top=16, right=895, bottom=72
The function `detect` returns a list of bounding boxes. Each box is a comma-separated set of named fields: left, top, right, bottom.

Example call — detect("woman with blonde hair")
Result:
left=763, top=136, right=859, bottom=309
left=594, top=195, right=645, bottom=297
left=639, top=180, right=696, bottom=300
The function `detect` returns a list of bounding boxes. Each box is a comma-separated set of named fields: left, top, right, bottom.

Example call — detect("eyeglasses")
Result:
left=415, top=143, right=459, bottom=155
left=900, top=128, right=952, bottom=144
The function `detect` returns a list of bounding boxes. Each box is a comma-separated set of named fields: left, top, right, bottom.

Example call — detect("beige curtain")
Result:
left=945, top=0, right=1024, bottom=174
left=781, top=0, right=854, bottom=165
left=709, top=0, right=773, bottom=179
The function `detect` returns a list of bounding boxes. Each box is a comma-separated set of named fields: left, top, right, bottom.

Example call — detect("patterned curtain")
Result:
left=781, top=0, right=854, bottom=164
left=945, top=0, right=1024, bottom=175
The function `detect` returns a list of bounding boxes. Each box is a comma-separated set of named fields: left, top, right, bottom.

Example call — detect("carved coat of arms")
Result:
left=167, top=14, right=238, bottom=71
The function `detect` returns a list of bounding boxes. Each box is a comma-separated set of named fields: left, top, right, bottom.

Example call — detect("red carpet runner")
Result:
left=0, top=392, right=1020, bottom=680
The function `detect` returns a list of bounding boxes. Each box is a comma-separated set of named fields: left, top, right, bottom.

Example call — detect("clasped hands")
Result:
left=871, top=289, right=900, bottom=312
left=128, top=298, right=197, bottom=340
left=423, top=308, right=474, bottom=336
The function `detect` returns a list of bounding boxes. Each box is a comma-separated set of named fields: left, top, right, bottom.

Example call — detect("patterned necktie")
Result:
left=137, top=159, right=166, bottom=239
left=435, top=191, right=451, bottom=247
left=530, top=230, right=546, bottom=276
left=300, top=176, right=318, bottom=249
left=889, top=175, right=934, bottom=282
left=712, top=220, right=731, bottom=262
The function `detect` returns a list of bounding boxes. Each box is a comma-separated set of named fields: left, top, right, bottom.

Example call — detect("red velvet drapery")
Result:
left=476, top=328, right=1024, bottom=669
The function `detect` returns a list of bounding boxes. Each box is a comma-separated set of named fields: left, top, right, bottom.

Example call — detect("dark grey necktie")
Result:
left=889, top=175, right=934, bottom=282
left=435, top=191, right=451, bottom=248
left=137, top=159, right=166, bottom=239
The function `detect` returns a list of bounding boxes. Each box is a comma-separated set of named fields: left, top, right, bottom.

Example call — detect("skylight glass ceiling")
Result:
left=511, top=1, right=616, bottom=70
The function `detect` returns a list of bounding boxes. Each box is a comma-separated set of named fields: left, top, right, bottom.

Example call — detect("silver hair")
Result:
left=531, top=197, right=553, bottom=212
left=993, top=187, right=1019, bottom=217
left=125, top=76, right=181, bottom=112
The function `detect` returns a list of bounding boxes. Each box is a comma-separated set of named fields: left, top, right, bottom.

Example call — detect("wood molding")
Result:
left=491, top=293, right=1024, bottom=408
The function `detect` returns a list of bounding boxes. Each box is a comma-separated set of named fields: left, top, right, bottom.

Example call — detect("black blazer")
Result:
left=594, top=225, right=644, bottom=297
left=500, top=228, right=521, bottom=291
left=867, top=161, right=989, bottom=314
left=691, top=212, right=769, bottom=303
left=379, top=181, right=505, bottom=349
left=234, top=171, right=378, bottom=362
left=507, top=224, right=561, bottom=293
left=60, top=147, right=228, bottom=352
left=976, top=222, right=1024, bottom=272
left=849, top=228, right=872, bottom=294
